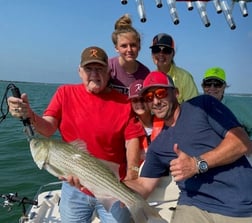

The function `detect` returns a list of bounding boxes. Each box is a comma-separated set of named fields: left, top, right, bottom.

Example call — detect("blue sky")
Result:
left=0, top=1, right=251, bottom=94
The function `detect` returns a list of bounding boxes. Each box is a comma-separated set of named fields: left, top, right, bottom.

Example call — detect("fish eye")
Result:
left=32, top=140, right=40, bottom=147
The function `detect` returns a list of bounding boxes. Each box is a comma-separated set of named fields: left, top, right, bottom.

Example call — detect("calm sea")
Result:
left=0, top=81, right=251, bottom=223
left=0, top=81, right=60, bottom=223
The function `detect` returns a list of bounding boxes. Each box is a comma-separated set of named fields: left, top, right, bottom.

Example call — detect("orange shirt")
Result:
left=139, top=116, right=164, bottom=163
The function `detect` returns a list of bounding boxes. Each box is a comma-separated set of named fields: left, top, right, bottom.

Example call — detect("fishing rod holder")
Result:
left=136, top=0, right=147, bottom=22
left=167, top=0, right=180, bottom=25
left=1, top=192, right=38, bottom=216
left=120, top=0, right=251, bottom=30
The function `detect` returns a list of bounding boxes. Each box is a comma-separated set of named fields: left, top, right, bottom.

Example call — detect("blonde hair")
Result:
left=112, top=14, right=141, bottom=46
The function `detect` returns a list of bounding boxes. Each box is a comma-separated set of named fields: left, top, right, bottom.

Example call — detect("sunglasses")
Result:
left=143, top=88, right=168, bottom=102
left=83, top=66, right=105, bottom=75
left=203, top=81, right=224, bottom=88
left=151, top=46, right=173, bottom=55
left=131, top=97, right=145, bottom=103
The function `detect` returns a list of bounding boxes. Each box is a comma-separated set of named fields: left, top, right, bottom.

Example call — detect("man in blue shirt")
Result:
left=125, top=71, right=252, bottom=223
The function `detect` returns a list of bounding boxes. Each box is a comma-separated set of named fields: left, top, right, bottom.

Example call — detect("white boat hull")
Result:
left=21, top=176, right=179, bottom=223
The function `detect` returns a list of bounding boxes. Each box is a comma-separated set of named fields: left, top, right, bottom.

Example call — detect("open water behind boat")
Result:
left=0, top=81, right=59, bottom=223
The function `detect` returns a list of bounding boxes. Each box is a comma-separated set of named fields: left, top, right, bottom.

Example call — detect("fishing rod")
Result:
left=0, top=192, right=38, bottom=222
left=0, top=83, right=34, bottom=139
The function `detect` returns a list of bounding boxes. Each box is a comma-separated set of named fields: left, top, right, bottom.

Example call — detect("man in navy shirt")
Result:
left=125, top=71, right=252, bottom=223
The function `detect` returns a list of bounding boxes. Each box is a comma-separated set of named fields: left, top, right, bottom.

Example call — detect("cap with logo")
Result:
left=203, top=67, right=226, bottom=83
left=140, top=71, right=175, bottom=95
left=80, top=46, right=108, bottom=67
left=128, top=79, right=144, bottom=99
left=150, top=33, right=175, bottom=49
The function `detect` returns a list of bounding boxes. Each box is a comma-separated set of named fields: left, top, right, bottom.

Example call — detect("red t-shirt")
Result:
left=43, top=84, right=144, bottom=179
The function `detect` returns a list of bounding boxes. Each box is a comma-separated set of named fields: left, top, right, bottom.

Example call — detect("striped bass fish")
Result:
left=29, top=138, right=168, bottom=223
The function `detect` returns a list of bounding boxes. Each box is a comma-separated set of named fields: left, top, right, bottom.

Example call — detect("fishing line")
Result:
left=0, top=83, right=18, bottom=124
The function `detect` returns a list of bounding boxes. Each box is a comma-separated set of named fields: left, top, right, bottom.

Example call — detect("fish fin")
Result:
left=87, top=185, right=119, bottom=212
left=129, top=200, right=169, bottom=223
left=70, top=139, right=88, bottom=152
left=97, top=196, right=119, bottom=212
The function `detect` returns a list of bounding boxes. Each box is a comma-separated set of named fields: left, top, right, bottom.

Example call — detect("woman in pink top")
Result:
left=109, top=14, right=150, bottom=95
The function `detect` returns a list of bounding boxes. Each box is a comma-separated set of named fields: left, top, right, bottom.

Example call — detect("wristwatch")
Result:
left=127, top=166, right=140, bottom=173
left=195, top=156, right=208, bottom=174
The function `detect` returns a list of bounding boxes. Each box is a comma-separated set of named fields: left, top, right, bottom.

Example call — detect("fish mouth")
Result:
left=36, top=161, right=46, bottom=169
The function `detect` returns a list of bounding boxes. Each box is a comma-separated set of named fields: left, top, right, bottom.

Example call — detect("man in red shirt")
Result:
left=8, top=46, right=144, bottom=223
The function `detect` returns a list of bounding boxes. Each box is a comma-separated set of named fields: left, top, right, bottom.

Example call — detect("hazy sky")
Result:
left=0, top=0, right=251, bottom=93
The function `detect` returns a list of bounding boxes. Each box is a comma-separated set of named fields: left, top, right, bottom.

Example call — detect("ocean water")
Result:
left=0, top=81, right=251, bottom=223
left=0, top=81, right=60, bottom=223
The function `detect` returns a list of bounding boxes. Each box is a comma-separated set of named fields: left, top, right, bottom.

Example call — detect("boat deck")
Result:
left=24, top=176, right=179, bottom=223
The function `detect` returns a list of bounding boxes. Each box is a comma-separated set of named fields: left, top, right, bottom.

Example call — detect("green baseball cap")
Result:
left=203, top=67, right=226, bottom=83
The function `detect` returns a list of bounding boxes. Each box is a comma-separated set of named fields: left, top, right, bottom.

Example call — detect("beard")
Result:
left=153, top=97, right=178, bottom=121
left=163, top=103, right=176, bottom=120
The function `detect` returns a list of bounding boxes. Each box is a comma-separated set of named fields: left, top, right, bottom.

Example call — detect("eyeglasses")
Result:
left=83, top=66, right=105, bottom=75
left=202, top=81, right=224, bottom=88
left=143, top=88, right=168, bottom=102
left=151, top=46, right=173, bottom=55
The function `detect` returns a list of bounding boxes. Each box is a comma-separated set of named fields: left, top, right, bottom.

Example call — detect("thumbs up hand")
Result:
left=170, top=144, right=198, bottom=182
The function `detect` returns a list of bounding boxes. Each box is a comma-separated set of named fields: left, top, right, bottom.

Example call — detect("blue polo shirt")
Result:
left=141, top=95, right=252, bottom=217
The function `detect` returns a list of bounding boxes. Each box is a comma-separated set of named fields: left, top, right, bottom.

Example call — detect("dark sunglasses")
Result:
left=143, top=88, right=168, bottom=103
left=203, top=81, right=224, bottom=88
left=151, top=46, right=173, bottom=55
left=131, top=97, right=145, bottom=103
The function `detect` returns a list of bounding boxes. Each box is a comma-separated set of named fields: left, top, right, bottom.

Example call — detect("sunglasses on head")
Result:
left=151, top=46, right=173, bottom=55
left=203, top=80, right=224, bottom=88
left=131, top=97, right=145, bottom=103
left=143, top=88, right=169, bottom=103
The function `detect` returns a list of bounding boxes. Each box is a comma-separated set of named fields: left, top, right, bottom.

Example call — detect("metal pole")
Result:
left=195, top=1, right=211, bottom=27
left=136, top=0, right=147, bottom=22
left=166, top=0, right=180, bottom=25
left=220, top=0, right=236, bottom=30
